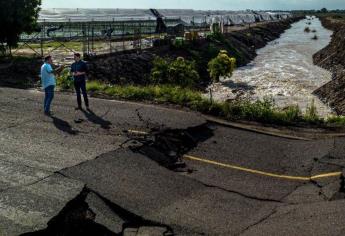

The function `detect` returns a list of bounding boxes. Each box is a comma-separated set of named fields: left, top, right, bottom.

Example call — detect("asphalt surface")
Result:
left=1, top=87, right=345, bottom=235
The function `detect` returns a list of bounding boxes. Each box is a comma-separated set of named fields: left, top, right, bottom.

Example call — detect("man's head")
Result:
left=44, top=55, right=52, bottom=64
left=74, top=53, right=81, bottom=62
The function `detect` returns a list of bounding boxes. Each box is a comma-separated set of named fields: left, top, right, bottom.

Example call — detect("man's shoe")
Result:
left=44, top=111, right=52, bottom=117
left=75, top=107, right=82, bottom=111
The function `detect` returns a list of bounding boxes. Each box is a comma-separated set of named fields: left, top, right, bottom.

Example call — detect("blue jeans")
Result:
left=44, top=85, right=55, bottom=113
left=74, top=79, right=89, bottom=108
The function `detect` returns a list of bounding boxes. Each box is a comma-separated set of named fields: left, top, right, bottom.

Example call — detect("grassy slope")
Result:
left=85, top=81, right=345, bottom=127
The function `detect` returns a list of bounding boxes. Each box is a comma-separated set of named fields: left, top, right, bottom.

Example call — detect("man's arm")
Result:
left=70, top=63, right=77, bottom=76
left=74, top=62, right=88, bottom=76
left=54, top=65, right=65, bottom=75
left=46, top=64, right=54, bottom=74
left=47, top=64, right=64, bottom=75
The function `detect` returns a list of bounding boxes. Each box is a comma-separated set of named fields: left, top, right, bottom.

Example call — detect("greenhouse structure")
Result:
left=17, top=8, right=291, bottom=57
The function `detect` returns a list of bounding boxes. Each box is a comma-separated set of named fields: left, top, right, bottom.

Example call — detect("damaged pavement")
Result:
left=1, top=87, right=345, bottom=235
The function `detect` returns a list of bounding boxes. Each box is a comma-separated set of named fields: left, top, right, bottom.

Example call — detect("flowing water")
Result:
left=209, top=17, right=334, bottom=117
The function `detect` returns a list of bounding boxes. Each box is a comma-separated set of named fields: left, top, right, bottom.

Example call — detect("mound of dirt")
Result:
left=0, top=58, right=41, bottom=88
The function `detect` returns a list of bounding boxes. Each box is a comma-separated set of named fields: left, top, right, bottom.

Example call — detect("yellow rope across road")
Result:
left=183, top=155, right=342, bottom=181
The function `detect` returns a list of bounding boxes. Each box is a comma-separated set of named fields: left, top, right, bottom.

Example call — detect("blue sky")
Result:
left=42, top=0, right=345, bottom=10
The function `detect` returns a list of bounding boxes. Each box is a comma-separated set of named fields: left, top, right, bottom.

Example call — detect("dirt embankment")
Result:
left=87, top=17, right=302, bottom=87
left=0, top=58, right=42, bottom=88
left=313, top=17, right=345, bottom=114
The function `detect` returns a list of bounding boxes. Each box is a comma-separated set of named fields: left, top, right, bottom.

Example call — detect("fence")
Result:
left=10, top=18, right=207, bottom=62
left=8, top=16, right=283, bottom=64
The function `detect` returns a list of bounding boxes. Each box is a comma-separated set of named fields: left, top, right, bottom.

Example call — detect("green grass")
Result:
left=325, top=116, right=345, bottom=126
left=87, top=81, right=204, bottom=105
left=83, top=81, right=345, bottom=127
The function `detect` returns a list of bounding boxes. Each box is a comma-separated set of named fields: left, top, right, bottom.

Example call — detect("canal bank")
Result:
left=313, top=16, right=345, bottom=115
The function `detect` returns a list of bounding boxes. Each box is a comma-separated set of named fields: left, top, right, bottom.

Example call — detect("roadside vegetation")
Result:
left=208, top=50, right=236, bottom=82
left=150, top=56, right=199, bottom=87
left=82, top=80, right=345, bottom=127
left=57, top=68, right=74, bottom=90
left=54, top=48, right=345, bottom=128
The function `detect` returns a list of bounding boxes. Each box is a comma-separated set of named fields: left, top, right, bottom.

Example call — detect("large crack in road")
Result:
left=20, top=122, right=216, bottom=235
left=20, top=120, right=345, bottom=235
left=2, top=88, right=345, bottom=235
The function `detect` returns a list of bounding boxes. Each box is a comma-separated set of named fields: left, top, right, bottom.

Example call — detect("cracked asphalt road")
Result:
left=1, top=87, right=345, bottom=235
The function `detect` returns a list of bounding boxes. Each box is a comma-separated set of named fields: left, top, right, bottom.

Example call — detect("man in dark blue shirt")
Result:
left=71, top=53, right=89, bottom=110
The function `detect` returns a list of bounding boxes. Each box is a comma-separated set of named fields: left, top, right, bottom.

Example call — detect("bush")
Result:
left=303, top=100, right=321, bottom=123
left=304, top=27, right=311, bottom=33
left=171, top=37, right=186, bottom=49
left=206, top=32, right=224, bottom=42
left=281, top=105, right=301, bottom=122
left=57, top=68, right=74, bottom=90
left=326, top=116, right=345, bottom=126
left=208, top=50, right=236, bottom=82
left=150, top=57, right=169, bottom=84
left=150, top=56, right=200, bottom=87
left=311, top=35, right=318, bottom=40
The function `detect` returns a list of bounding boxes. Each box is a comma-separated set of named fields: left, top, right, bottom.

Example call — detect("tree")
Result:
left=0, top=0, right=41, bottom=54
left=208, top=50, right=236, bottom=82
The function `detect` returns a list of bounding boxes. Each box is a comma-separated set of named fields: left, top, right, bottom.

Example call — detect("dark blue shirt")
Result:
left=71, top=60, right=88, bottom=81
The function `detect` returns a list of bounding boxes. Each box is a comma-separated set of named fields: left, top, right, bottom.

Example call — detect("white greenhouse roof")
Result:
left=39, top=8, right=292, bottom=24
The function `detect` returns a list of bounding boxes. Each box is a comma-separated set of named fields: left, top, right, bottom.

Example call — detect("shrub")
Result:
left=151, top=57, right=169, bottom=84
left=208, top=50, right=236, bottom=82
left=206, top=32, right=224, bottom=42
left=304, top=27, right=311, bottom=33
left=150, top=56, right=200, bottom=87
left=326, top=116, right=345, bottom=126
left=303, top=100, right=321, bottom=123
left=311, top=35, right=318, bottom=40
left=172, top=37, right=185, bottom=49
left=57, top=68, right=74, bottom=90
left=281, top=105, right=301, bottom=122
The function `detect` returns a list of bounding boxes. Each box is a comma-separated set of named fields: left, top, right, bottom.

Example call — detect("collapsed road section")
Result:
left=22, top=122, right=345, bottom=236
left=2, top=88, right=345, bottom=235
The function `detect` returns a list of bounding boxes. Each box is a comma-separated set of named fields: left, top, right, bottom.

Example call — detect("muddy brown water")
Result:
left=209, top=17, right=334, bottom=117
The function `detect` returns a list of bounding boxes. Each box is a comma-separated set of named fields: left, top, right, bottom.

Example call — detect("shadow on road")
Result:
left=52, top=116, right=78, bottom=135
left=82, top=109, right=112, bottom=129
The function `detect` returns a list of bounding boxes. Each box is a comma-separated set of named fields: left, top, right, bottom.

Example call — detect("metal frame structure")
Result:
left=12, top=9, right=291, bottom=60
left=16, top=18, right=192, bottom=59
